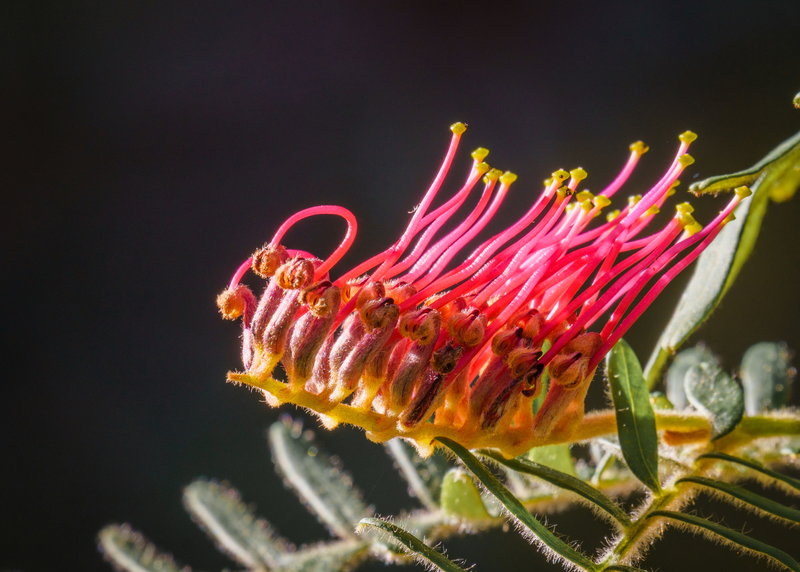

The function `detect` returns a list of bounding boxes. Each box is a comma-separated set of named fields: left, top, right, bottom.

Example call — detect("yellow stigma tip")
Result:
left=678, top=153, right=695, bottom=167
left=543, top=177, right=554, bottom=188
left=556, top=186, right=572, bottom=198
left=645, top=205, right=660, bottom=216
left=499, top=171, right=518, bottom=185
left=471, top=147, right=490, bottom=162
left=475, top=162, right=491, bottom=175
left=565, top=202, right=576, bottom=213
left=629, top=140, right=650, bottom=155
left=575, top=190, right=594, bottom=203
left=735, top=185, right=753, bottom=199
left=483, top=168, right=502, bottom=183
left=794, top=92, right=800, bottom=109
left=450, top=122, right=468, bottom=135
left=685, top=221, right=703, bottom=235
left=552, top=169, right=570, bottom=182
left=569, top=167, right=588, bottom=183
left=675, top=201, right=694, bottom=215
left=627, top=194, right=642, bottom=206
left=606, top=209, right=621, bottom=222
left=723, top=213, right=736, bottom=224
left=678, top=211, right=698, bottom=228
left=593, top=195, right=611, bottom=209
left=580, top=199, right=593, bottom=212
left=679, top=131, right=698, bottom=144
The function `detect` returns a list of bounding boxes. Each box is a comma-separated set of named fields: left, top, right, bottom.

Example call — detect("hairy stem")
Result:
left=229, top=372, right=799, bottom=458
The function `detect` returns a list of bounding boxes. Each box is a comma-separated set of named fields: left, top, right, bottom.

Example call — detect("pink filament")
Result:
left=334, top=128, right=466, bottom=285
left=269, top=205, right=358, bottom=280
left=407, top=176, right=508, bottom=289
left=404, top=182, right=558, bottom=311
left=368, top=129, right=466, bottom=282
left=390, top=166, right=493, bottom=282
left=598, top=147, right=644, bottom=198
left=228, top=257, right=254, bottom=289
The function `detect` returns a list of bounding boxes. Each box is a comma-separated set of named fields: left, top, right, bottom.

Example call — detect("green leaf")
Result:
left=440, top=467, right=492, bottom=520
left=684, top=363, right=744, bottom=439
left=677, top=475, right=800, bottom=524
left=644, top=130, right=800, bottom=387
left=386, top=438, right=450, bottom=510
left=602, top=566, right=648, bottom=572
left=527, top=444, right=577, bottom=476
left=437, top=437, right=598, bottom=571
left=268, top=418, right=373, bottom=539
left=98, top=524, right=189, bottom=572
left=664, top=346, right=719, bottom=409
left=689, top=129, right=800, bottom=203
left=277, top=540, right=368, bottom=572
left=478, top=449, right=631, bottom=526
left=649, top=391, right=673, bottom=410
left=740, top=342, right=795, bottom=414
left=648, top=510, right=800, bottom=571
left=605, top=340, right=661, bottom=492
left=532, top=339, right=552, bottom=414
left=356, top=517, right=469, bottom=572
left=182, top=479, right=289, bottom=569
left=698, top=452, right=800, bottom=493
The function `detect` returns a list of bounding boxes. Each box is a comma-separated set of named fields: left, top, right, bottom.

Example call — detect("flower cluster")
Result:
left=218, top=123, right=749, bottom=456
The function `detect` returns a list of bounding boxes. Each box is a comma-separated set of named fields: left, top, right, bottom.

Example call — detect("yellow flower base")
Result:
left=225, top=371, right=748, bottom=458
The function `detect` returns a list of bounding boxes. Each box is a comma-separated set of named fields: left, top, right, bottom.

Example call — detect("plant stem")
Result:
left=229, top=372, right=800, bottom=458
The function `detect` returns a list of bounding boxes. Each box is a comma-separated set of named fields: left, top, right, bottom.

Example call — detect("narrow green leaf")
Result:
left=677, top=475, right=800, bottom=524
left=684, top=363, right=744, bottom=439
left=437, top=437, right=598, bottom=571
left=689, top=129, right=800, bottom=202
left=664, top=346, right=720, bottom=409
left=645, top=130, right=800, bottom=387
left=527, top=444, right=577, bottom=476
left=98, top=524, right=189, bottom=572
left=440, top=468, right=491, bottom=520
left=478, top=449, right=631, bottom=526
left=740, top=342, right=795, bottom=414
left=268, top=418, right=372, bottom=539
left=386, top=438, right=449, bottom=510
left=182, top=479, right=289, bottom=569
left=606, top=340, right=661, bottom=492
left=602, top=566, right=648, bottom=572
left=698, top=452, right=800, bottom=493
left=648, top=510, right=800, bottom=571
left=357, top=517, right=469, bottom=572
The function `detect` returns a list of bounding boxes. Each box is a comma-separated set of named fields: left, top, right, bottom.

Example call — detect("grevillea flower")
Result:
left=217, top=123, right=750, bottom=456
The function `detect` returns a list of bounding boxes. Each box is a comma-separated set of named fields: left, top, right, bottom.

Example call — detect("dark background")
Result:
left=4, top=2, right=800, bottom=570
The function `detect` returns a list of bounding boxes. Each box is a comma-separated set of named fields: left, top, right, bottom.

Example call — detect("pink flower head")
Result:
left=218, top=123, right=750, bottom=456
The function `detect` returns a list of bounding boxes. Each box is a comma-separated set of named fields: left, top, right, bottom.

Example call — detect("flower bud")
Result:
left=275, top=257, right=315, bottom=290
left=447, top=308, right=486, bottom=347
left=432, top=342, right=463, bottom=374
left=216, top=284, right=256, bottom=321
left=301, top=281, right=341, bottom=317
left=548, top=332, right=602, bottom=389
left=252, top=244, right=289, bottom=278
left=398, top=308, right=441, bottom=345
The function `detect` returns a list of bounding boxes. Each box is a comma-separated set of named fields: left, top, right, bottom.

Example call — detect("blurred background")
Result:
left=4, top=1, right=800, bottom=570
